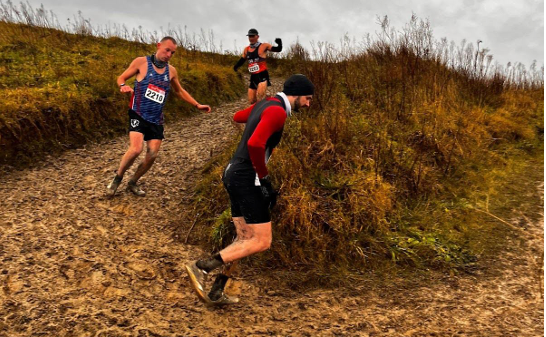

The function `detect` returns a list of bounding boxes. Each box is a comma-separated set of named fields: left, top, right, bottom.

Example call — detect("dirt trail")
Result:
left=0, top=78, right=543, bottom=337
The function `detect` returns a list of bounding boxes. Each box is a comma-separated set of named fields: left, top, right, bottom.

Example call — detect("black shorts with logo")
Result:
left=249, top=70, right=271, bottom=90
left=128, top=109, right=164, bottom=141
left=222, top=162, right=270, bottom=224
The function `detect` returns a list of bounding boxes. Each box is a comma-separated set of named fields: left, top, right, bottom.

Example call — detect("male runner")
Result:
left=106, top=36, right=211, bottom=197
left=186, top=74, right=314, bottom=304
left=233, top=28, right=283, bottom=104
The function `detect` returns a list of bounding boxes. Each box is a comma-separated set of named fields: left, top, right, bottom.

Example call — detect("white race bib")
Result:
left=248, top=63, right=260, bottom=73
left=144, top=84, right=165, bottom=104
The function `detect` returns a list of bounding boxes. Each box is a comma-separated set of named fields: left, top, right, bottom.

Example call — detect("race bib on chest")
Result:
left=144, top=84, right=165, bottom=104
left=248, top=63, right=260, bottom=73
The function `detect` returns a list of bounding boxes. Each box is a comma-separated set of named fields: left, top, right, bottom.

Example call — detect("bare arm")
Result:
left=259, top=43, right=272, bottom=58
left=117, top=57, right=145, bottom=93
left=170, top=66, right=211, bottom=113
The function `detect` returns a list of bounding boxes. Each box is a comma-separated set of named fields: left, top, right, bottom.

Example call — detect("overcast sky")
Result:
left=22, top=0, right=544, bottom=67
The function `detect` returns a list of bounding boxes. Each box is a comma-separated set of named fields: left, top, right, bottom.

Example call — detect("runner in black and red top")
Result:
left=233, top=28, right=283, bottom=104
left=186, top=74, right=315, bottom=305
left=106, top=36, right=211, bottom=198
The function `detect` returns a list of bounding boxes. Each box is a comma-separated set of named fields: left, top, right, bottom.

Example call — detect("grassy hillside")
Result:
left=0, top=21, right=245, bottom=166
left=191, top=17, right=543, bottom=282
left=1, top=5, right=542, bottom=283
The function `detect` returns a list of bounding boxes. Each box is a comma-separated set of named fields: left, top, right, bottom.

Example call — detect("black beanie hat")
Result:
left=282, top=74, right=314, bottom=96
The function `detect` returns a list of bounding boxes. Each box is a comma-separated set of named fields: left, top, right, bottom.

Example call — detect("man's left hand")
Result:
left=268, top=189, right=279, bottom=210
left=196, top=104, right=211, bottom=113
left=259, top=175, right=279, bottom=210
left=271, top=38, right=283, bottom=52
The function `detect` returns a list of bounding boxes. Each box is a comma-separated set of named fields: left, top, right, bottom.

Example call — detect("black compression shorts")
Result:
left=128, top=109, right=164, bottom=141
left=249, top=70, right=271, bottom=90
left=222, top=164, right=270, bottom=224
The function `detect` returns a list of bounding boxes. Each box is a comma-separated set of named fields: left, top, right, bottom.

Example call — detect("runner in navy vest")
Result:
left=233, top=28, right=283, bottom=104
left=186, top=74, right=314, bottom=305
left=106, top=36, right=211, bottom=197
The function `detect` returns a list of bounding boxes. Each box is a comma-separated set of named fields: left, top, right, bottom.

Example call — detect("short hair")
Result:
left=160, top=36, right=177, bottom=45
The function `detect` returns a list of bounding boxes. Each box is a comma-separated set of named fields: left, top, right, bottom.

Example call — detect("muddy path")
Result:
left=0, top=78, right=543, bottom=336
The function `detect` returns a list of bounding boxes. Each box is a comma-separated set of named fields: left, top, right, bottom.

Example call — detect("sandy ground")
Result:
left=0, top=78, right=543, bottom=336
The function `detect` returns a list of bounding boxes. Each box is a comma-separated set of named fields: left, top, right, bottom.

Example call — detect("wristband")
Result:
left=120, top=83, right=125, bottom=87
left=195, top=103, right=200, bottom=108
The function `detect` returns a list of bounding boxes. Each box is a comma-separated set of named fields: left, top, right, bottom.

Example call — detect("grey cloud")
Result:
left=21, top=0, right=544, bottom=66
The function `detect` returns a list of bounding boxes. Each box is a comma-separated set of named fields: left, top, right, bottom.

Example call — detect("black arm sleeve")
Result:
left=233, top=57, right=245, bottom=71
left=271, top=38, right=282, bottom=52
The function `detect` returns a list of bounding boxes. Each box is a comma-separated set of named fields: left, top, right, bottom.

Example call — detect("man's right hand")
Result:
left=120, top=85, right=134, bottom=94
left=233, top=57, right=245, bottom=72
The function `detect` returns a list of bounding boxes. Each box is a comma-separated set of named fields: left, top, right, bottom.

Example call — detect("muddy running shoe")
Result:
left=207, top=273, right=239, bottom=306
left=106, top=175, right=122, bottom=197
left=127, top=180, right=146, bottom=197
left=208, top=273, right=229, bottom=301
left=185, top=261, right=210, bottom=304
left=208, top=292, right=240, bottom=306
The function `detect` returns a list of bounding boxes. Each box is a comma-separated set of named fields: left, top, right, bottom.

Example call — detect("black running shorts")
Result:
left=249, top=70, right=271, bottom=90
left=128, top=109, right=164, bottom=141
left=222, top=163, right=270, bottom=224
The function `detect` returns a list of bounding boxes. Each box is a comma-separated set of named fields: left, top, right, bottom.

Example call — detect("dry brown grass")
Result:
left=191, top=16, right=543, bottom=281
left=0, top=4, right=245, bottom=166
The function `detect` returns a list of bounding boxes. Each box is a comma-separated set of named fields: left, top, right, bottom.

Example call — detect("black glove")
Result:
left=233, top=57, right=245, bottom=72
left=259, top=175, right=278, bottom=210
left=271, top=38, right=282, bottom=52
left=269, top=189, right=279, bottom=210
left=259, top=176, right=273, bottom=198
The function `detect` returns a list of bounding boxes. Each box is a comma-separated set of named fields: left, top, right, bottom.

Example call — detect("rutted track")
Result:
left=0, top=78, right=543, bottom=336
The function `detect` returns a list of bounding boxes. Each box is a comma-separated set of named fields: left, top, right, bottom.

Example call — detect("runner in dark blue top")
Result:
left=106, top=36, right=211, bottom=197
left=185, top=74, right=315, bottom=305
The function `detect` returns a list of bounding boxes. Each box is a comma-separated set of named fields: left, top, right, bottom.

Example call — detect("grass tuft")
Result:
left=190, top=15, right=543, bottom=283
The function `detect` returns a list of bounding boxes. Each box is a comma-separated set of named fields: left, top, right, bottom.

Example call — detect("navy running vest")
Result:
left=130, top=56, right=170, bottom=125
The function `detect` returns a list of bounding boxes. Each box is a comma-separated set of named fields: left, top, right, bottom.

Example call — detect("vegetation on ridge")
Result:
left=190, top=16, right=543, bottom=282
left=0, top=2, right=542, bottom=282
left=0, top=1, right=245, bottom=166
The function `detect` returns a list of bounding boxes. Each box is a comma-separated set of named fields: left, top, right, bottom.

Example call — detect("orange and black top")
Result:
left=245, top=42, right=268, bottom=74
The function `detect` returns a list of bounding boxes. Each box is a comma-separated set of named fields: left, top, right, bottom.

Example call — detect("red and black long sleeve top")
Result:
left=228, top=95, right=289, bottom=185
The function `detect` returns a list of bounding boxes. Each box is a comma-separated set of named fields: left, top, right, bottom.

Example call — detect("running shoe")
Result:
left=208, top=273, right=239, bottom=305
left=106, top=175, right=122, bottom=197
left=127, top=180, right=146, bottom=197
left=185, top=261, right=210, bottom=304
left=208, top=292, right=240, bottom=306
left=208, top=273, right=229, bottom=301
